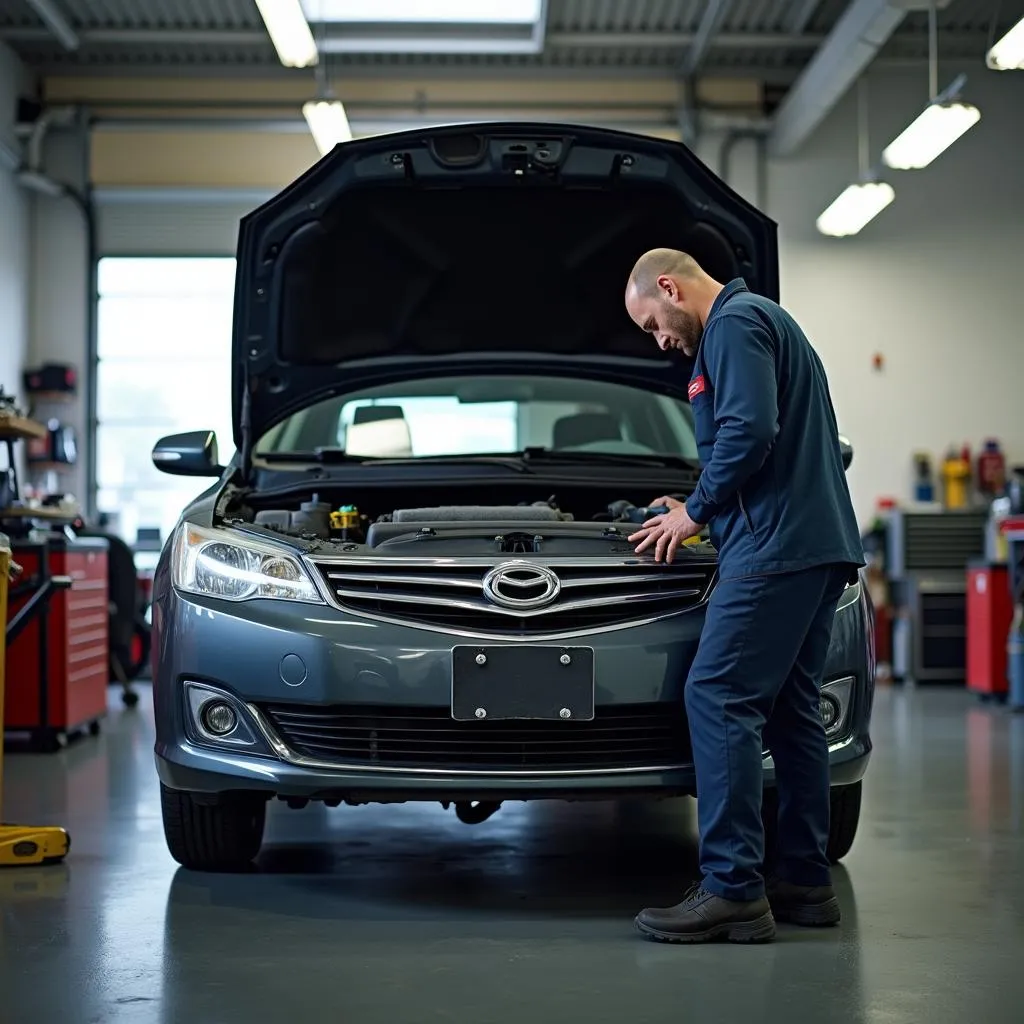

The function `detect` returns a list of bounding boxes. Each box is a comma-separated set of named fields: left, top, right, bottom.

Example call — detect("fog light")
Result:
left=201, top=700, right=238, bottom=736
left=819, top=676, right=854, bottom=740
left=819, top=694, right=840, bottom=730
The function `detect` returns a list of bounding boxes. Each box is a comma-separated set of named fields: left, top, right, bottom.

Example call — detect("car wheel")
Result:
left=160, top=783, right=267, bottom=871
left=826, top=781, right=862, bottom=864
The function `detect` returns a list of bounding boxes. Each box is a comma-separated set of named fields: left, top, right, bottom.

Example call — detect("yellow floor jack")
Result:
left=1, top=536, right=72, bottom=867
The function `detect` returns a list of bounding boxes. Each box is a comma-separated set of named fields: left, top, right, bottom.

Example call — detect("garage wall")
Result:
left=29, top=63, right=1024, bottom=527
left=769, top=65, right=1024, bottom=526
left=0, top=40, right=32, bottom=409
left=28, top=126, right=89, bottom=500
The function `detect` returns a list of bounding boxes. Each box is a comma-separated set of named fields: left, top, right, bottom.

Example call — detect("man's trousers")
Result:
left=684, top=563, right=852, bottom=901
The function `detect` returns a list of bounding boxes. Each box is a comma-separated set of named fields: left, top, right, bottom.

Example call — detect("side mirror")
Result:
left=838, top=435, right=854, bottom=471
left=152, top=430, right=224, bottom=477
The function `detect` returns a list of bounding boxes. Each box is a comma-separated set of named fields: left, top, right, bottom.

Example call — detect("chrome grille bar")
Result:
left=309, top=554, right=715, bottom=635
left=329, top=584, right=704, bottom=617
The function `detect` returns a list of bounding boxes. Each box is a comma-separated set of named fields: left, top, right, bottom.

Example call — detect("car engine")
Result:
left=233, top=492, right=693, bottom=557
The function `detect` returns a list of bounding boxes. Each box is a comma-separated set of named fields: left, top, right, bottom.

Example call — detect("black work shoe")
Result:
left=766, top=877, right=841, bottom=926
left=635, top=883, right=776, bottom=944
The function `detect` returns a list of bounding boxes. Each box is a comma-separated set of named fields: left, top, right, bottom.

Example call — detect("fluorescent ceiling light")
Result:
left=816, top=182, right=895, bottom=238
left=303, top=100, right=353, bottom=156
left=302, top=0, right=542, bottom=23
left=881, top=101, right=980, bottom=170
left=987, top=16, right=1024, bottom=70
left=256, top=0, right=318, bottom=67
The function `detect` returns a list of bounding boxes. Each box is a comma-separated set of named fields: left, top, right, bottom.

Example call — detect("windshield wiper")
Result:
left=520, top=447, right=701, bottom=472
left=257, top=448, right=364, bottom=464
left=258, top=447, right=698, bottom=474
left=258, top=449, right=534, bottom=473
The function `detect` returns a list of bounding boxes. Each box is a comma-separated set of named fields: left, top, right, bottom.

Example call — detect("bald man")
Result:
left=624, top=250, right=864, bottom=944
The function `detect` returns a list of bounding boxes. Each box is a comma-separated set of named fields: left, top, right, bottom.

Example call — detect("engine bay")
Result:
left=225, top=487, right=713, bottom=557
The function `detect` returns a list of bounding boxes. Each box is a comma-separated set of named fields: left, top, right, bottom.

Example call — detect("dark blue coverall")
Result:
left=682, top=278, right=865, bottom=902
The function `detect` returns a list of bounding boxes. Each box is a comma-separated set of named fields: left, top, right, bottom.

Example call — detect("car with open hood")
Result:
left=149, top=122, right=874, bottom=872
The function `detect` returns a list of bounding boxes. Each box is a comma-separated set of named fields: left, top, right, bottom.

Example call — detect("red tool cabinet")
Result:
left=4, top=537, right=109, bottom=749
left=966, top=561, right=1012, bottom=699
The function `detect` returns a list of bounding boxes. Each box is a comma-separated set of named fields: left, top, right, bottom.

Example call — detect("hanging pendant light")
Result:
left=817, top=75, right=896, bottom=238
left=881, top=1, right=980, bottom=170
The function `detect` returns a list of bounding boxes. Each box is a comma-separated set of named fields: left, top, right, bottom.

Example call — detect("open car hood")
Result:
left=232, top=122, right=779, bottom=456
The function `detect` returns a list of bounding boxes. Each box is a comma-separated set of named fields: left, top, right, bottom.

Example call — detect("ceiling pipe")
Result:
left=783, top=0, right=826, bottom=34
left=86, top=110, right=772, bottom=134
left=0, top=26, right=827, bottom=50
left=24, top=0, right=79, bottom=51
left=679, top=0, right=735, bottom=77
left=767, top=0, right=909, bottom=158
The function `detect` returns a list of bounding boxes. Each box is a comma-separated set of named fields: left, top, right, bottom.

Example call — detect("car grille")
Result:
left=258, top=702, right=693, bottom=772
left=310, top=558, right=715, bottom=635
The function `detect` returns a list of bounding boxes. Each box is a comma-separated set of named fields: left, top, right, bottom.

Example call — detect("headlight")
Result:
left=172, top=523, right=322, bottom=604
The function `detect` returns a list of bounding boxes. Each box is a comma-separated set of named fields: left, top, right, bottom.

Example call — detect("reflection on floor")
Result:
left=1, top=685, right=1023, bottom=1024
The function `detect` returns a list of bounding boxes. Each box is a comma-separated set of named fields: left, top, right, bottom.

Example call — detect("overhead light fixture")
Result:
left=304, top=0, right=542, bottom=23
left=816, top=182, right=895, bottom=238
left=881, top=100, right=980, bottom=169
left=882, top=4, right=980, bottom=169
left=255, top=0, right=318, bottom=67
left=303, top=100, right=353, bottom=155
left=817, top=76, right=895, bottom=238
left=299, top=0, right=546, bottom=53
left=986, top=15, right=1024, bottom=70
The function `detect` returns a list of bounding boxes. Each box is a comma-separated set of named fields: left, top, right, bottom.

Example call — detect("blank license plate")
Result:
left=451, top=645, right=595, bottom=722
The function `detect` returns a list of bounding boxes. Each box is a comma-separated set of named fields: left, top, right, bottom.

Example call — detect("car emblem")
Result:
left=482, top=562, right=561, bottom=610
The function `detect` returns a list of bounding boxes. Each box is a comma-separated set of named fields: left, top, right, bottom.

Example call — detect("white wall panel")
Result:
left=0, top=41, right=33, bottom=407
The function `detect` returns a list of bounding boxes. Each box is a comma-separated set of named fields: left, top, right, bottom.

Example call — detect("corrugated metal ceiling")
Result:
left=0, top=0, right=1014, bottom=73
left=15, top=0, right=263, bottom=30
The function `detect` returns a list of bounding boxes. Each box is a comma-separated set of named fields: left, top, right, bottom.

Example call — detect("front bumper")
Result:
left=152, top=582, right=873, bottom=801
left=155, top=728, right=871, bottom=801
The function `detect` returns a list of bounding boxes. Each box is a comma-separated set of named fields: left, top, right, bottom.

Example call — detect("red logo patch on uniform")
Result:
left=688, top=375, right=706, bottom=399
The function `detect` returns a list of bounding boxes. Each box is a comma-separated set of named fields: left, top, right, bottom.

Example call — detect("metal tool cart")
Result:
left=885, top=508, right=989, bottom=684
left=1, top=534, right=72, bottom=867
left=2, top=400, right=109, bottom=751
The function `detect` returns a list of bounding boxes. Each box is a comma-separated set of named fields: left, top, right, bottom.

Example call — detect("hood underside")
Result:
left=232, top=122, right=779, bottom=449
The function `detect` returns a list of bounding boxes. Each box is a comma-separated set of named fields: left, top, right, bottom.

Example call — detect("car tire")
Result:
left=160, top=783, right=267, bottom=872
left=826, top=781, right=862, bottom=864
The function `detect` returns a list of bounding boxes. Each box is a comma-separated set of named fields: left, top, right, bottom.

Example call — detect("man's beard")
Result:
left=663, top=306, right=703, bottom=356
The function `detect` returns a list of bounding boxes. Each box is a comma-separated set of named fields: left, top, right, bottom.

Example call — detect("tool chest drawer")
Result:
left=4, top=537, right=109, bottom=741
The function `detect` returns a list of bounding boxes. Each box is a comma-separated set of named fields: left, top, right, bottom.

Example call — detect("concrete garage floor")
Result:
left=2, top=687, right=1022, bottom=1024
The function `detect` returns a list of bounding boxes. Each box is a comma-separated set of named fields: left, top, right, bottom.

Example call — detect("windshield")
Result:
left=254, top=375, right=698, bottom=461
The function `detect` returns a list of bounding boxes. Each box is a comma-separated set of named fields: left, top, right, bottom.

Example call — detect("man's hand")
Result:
left=648, top=495, right=684, bottom=511
left=628, top=501, right=703, bottom=563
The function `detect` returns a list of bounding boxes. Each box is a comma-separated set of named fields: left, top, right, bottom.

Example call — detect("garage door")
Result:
left=94, top=189, right=274, bottom=256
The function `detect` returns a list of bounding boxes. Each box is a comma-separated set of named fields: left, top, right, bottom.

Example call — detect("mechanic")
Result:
left=622, top=248, right=864, bottom=944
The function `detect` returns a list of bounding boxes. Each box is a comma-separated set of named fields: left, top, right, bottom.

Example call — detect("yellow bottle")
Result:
left=941, top=451, right=970, bottom=509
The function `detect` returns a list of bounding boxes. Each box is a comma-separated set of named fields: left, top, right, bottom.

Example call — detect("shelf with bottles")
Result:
left=22, top=363, right=78, bottom=403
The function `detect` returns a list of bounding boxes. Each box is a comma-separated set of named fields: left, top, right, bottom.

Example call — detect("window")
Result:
left=95, top=257, right=237, bottom=547
left=255, top=375, right=698, bottom=461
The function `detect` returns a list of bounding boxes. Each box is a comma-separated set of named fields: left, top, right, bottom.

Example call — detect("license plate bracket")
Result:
left=451, top=645, right=595, bottom=722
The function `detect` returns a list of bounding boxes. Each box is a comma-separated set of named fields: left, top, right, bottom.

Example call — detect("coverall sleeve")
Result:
left=685, top=311, right=780, bottom=525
